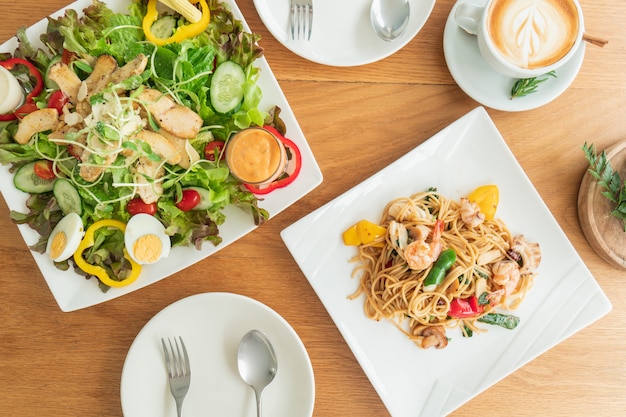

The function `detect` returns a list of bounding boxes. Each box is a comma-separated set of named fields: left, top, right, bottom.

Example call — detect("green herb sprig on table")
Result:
left=582, top=142, right=626, bottom=231
left=510, top=71, right=557, bottom=99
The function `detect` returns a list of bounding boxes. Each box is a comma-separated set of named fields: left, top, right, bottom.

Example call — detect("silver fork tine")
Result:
left=306, top=2, right=313, bottom=41
left=289, top=0, right=295, bottom=40
left=162, top=336, right=191, bottom=417
left=299, top=5, right=305, bottom=39
left=295, top=4, right=301, bottom=40
left=289, top=0, right=313, bottom=41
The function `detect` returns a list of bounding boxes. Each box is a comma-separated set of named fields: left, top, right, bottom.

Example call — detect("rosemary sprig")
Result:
left=510, top=71, right=557, bottom=99
left=582, top=142, right=626, bottom=231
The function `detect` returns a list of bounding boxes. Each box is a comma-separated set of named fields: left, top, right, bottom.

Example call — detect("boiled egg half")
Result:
left=124, top=213, right=171, bottom=265
left=46, top=212, right=85, bottom=262
left=0, top=65, right=25, bottom=114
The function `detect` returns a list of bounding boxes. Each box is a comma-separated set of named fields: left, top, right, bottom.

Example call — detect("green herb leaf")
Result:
left=582, top=142, right=626, bottom=231
left=477, top=313, right=520, bottom=329
left=510, top=71, right=557, bottom=99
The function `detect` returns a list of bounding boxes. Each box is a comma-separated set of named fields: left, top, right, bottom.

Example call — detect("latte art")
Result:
left=488, top=0, right=579, bottom=69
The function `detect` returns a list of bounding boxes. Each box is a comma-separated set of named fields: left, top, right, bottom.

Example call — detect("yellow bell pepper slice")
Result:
left=73, top=219, right=142, bottom=288
left=467, top=184, right=499, bottom=221
left=143, top=0, right=211, bottom=46
left=343, top=220, right=387, bottom=246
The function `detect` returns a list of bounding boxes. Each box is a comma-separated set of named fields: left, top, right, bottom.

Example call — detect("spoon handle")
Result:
left=254, top=389, right=263, bottom=417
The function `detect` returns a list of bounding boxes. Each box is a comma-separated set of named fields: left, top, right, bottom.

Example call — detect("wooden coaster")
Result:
left=578, top=141, right=626, bottom=269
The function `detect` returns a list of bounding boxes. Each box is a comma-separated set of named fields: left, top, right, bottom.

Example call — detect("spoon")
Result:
left=370, top=0, right=411, bottom=41
left=237, top=330, right=278, bottom=417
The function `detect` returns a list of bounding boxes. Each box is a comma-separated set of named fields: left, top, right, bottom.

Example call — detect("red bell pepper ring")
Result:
left=448, top=295, right=484, bottom=318
left=244, top=125, right=302, bottom=195
left=0, top=57, right=44, bottom=121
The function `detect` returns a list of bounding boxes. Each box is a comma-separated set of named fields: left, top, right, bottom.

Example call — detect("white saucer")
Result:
left=443, top=1, right=585, bottom=112
left=120, top=293, right=315, bottom=417
left=253, top=0, right=436, bottom=66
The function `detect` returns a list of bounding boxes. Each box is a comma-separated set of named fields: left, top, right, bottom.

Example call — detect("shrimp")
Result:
left=403, top=219, right=444, bottom=270
left=492, top=260, right=521, bottom=296
left=460, top=197, right=485, bottom=228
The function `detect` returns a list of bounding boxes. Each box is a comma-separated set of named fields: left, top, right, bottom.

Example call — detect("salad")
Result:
left=0, top=0, right=300, bottom=291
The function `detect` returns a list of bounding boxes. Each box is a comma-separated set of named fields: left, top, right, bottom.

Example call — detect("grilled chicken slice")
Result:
left=109, top=54, right=148, bottom=86
left=48, top=62, right=82, bottom=104
left=137, top=88, right=203, bottom=139
left=14, top=108, right=60, bottom=144
left=122, top=129, right=182, bottom=165
left=135, top=156, right=164, bottom=204
left=160, top=131, right=201, bottom=169
left=79, top=148, right=118, bottom=182
left=84, top=54, right=118, bottom=98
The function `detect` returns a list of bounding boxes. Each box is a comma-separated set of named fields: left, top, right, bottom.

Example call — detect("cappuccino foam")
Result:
left=488, top=0, right=579, bottom=69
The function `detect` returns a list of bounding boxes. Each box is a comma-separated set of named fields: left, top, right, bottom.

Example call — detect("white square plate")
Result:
left=281, top=107, right=611, bottom=416
left=0, top=0, right=323, bottom=312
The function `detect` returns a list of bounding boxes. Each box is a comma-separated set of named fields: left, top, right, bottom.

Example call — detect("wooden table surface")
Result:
left=1, top=0, right=624, bottom=416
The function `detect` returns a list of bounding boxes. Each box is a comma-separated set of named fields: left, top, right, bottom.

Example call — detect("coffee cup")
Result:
left=454, top=0, right=584, bottom=79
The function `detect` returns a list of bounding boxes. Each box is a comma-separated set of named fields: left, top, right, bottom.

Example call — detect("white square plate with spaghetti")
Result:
left=281, top=107, right=611, bottom=416
left=0, top=0, right=323, bottom=312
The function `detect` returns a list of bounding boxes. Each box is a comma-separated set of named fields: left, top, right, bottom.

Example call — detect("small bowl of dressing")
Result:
left=225, top=127, right=287, bottom=185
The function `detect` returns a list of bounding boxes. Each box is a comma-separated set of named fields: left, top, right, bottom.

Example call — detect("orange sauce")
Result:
left=226, top=128, right=286, bottom=184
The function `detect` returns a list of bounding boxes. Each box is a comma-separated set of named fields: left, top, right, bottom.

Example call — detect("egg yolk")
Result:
left=132, top=234, right=163, bottom=263
left=49, top=232, right=67, bottom=260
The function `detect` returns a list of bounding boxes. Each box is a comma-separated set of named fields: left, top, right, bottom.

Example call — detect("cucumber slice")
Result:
left=13, top=161, right=56, bottom=193
left=53, top=178, right=82, bottom=215
left=210, top=60, right=245, bottom=114
left=185, top=186, right=213, bottom=210
left=44, top=55, right=63, bottom=89
left=150, top=15, right=177, bottom=39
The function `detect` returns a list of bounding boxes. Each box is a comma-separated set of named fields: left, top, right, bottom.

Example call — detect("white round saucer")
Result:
left=443, top=1, right=585, bottom=112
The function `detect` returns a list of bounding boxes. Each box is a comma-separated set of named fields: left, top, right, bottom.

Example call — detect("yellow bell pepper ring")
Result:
left=343, top=220, right=387, bottom=247
left=73, top=219, right=142, bottom=288
left=467, top=184, right=499, bottom=221
left=143, top=0, right=211, bottom=46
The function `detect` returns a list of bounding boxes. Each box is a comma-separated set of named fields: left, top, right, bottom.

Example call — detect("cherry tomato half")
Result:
left=204, top=140, right=225, bottom=162
left=126, top=198, right=157, bottom=216
left=67, top=144, right=82, bottom=161
left=47, top=90, right=69, bottom=114
left=176, top=189, right=201, bottom=211
left=33, top=160, right=57, bottom=180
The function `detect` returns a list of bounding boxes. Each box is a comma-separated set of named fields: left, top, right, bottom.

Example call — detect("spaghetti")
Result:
left=348, top=187, right=541, bottom=349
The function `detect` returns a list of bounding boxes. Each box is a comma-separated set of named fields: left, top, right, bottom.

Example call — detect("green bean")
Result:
left=423, top=248, right=456, bottom=291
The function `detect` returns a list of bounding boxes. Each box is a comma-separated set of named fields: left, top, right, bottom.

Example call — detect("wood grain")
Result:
left=0, top=0, right=625, bottom=417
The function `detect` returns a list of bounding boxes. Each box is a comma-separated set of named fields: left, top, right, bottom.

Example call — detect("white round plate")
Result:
left=443, top=0, right=585, bottom=112
left=253, top=0, right=436, bottom=66
left=120, top=293, right=315, bottom=417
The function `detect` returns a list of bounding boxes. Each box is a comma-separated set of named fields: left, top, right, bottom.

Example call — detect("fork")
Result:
left=161, top=337, right=191, bottom=417
left=289, top=0, right=313, bottom=41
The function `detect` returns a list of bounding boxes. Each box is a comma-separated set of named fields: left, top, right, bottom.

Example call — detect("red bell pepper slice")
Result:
left=244, top=125, right=302, bottom=195
left=448, top=296, right=484, bottom=318
left=0, top=57, right=44, bottom=121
